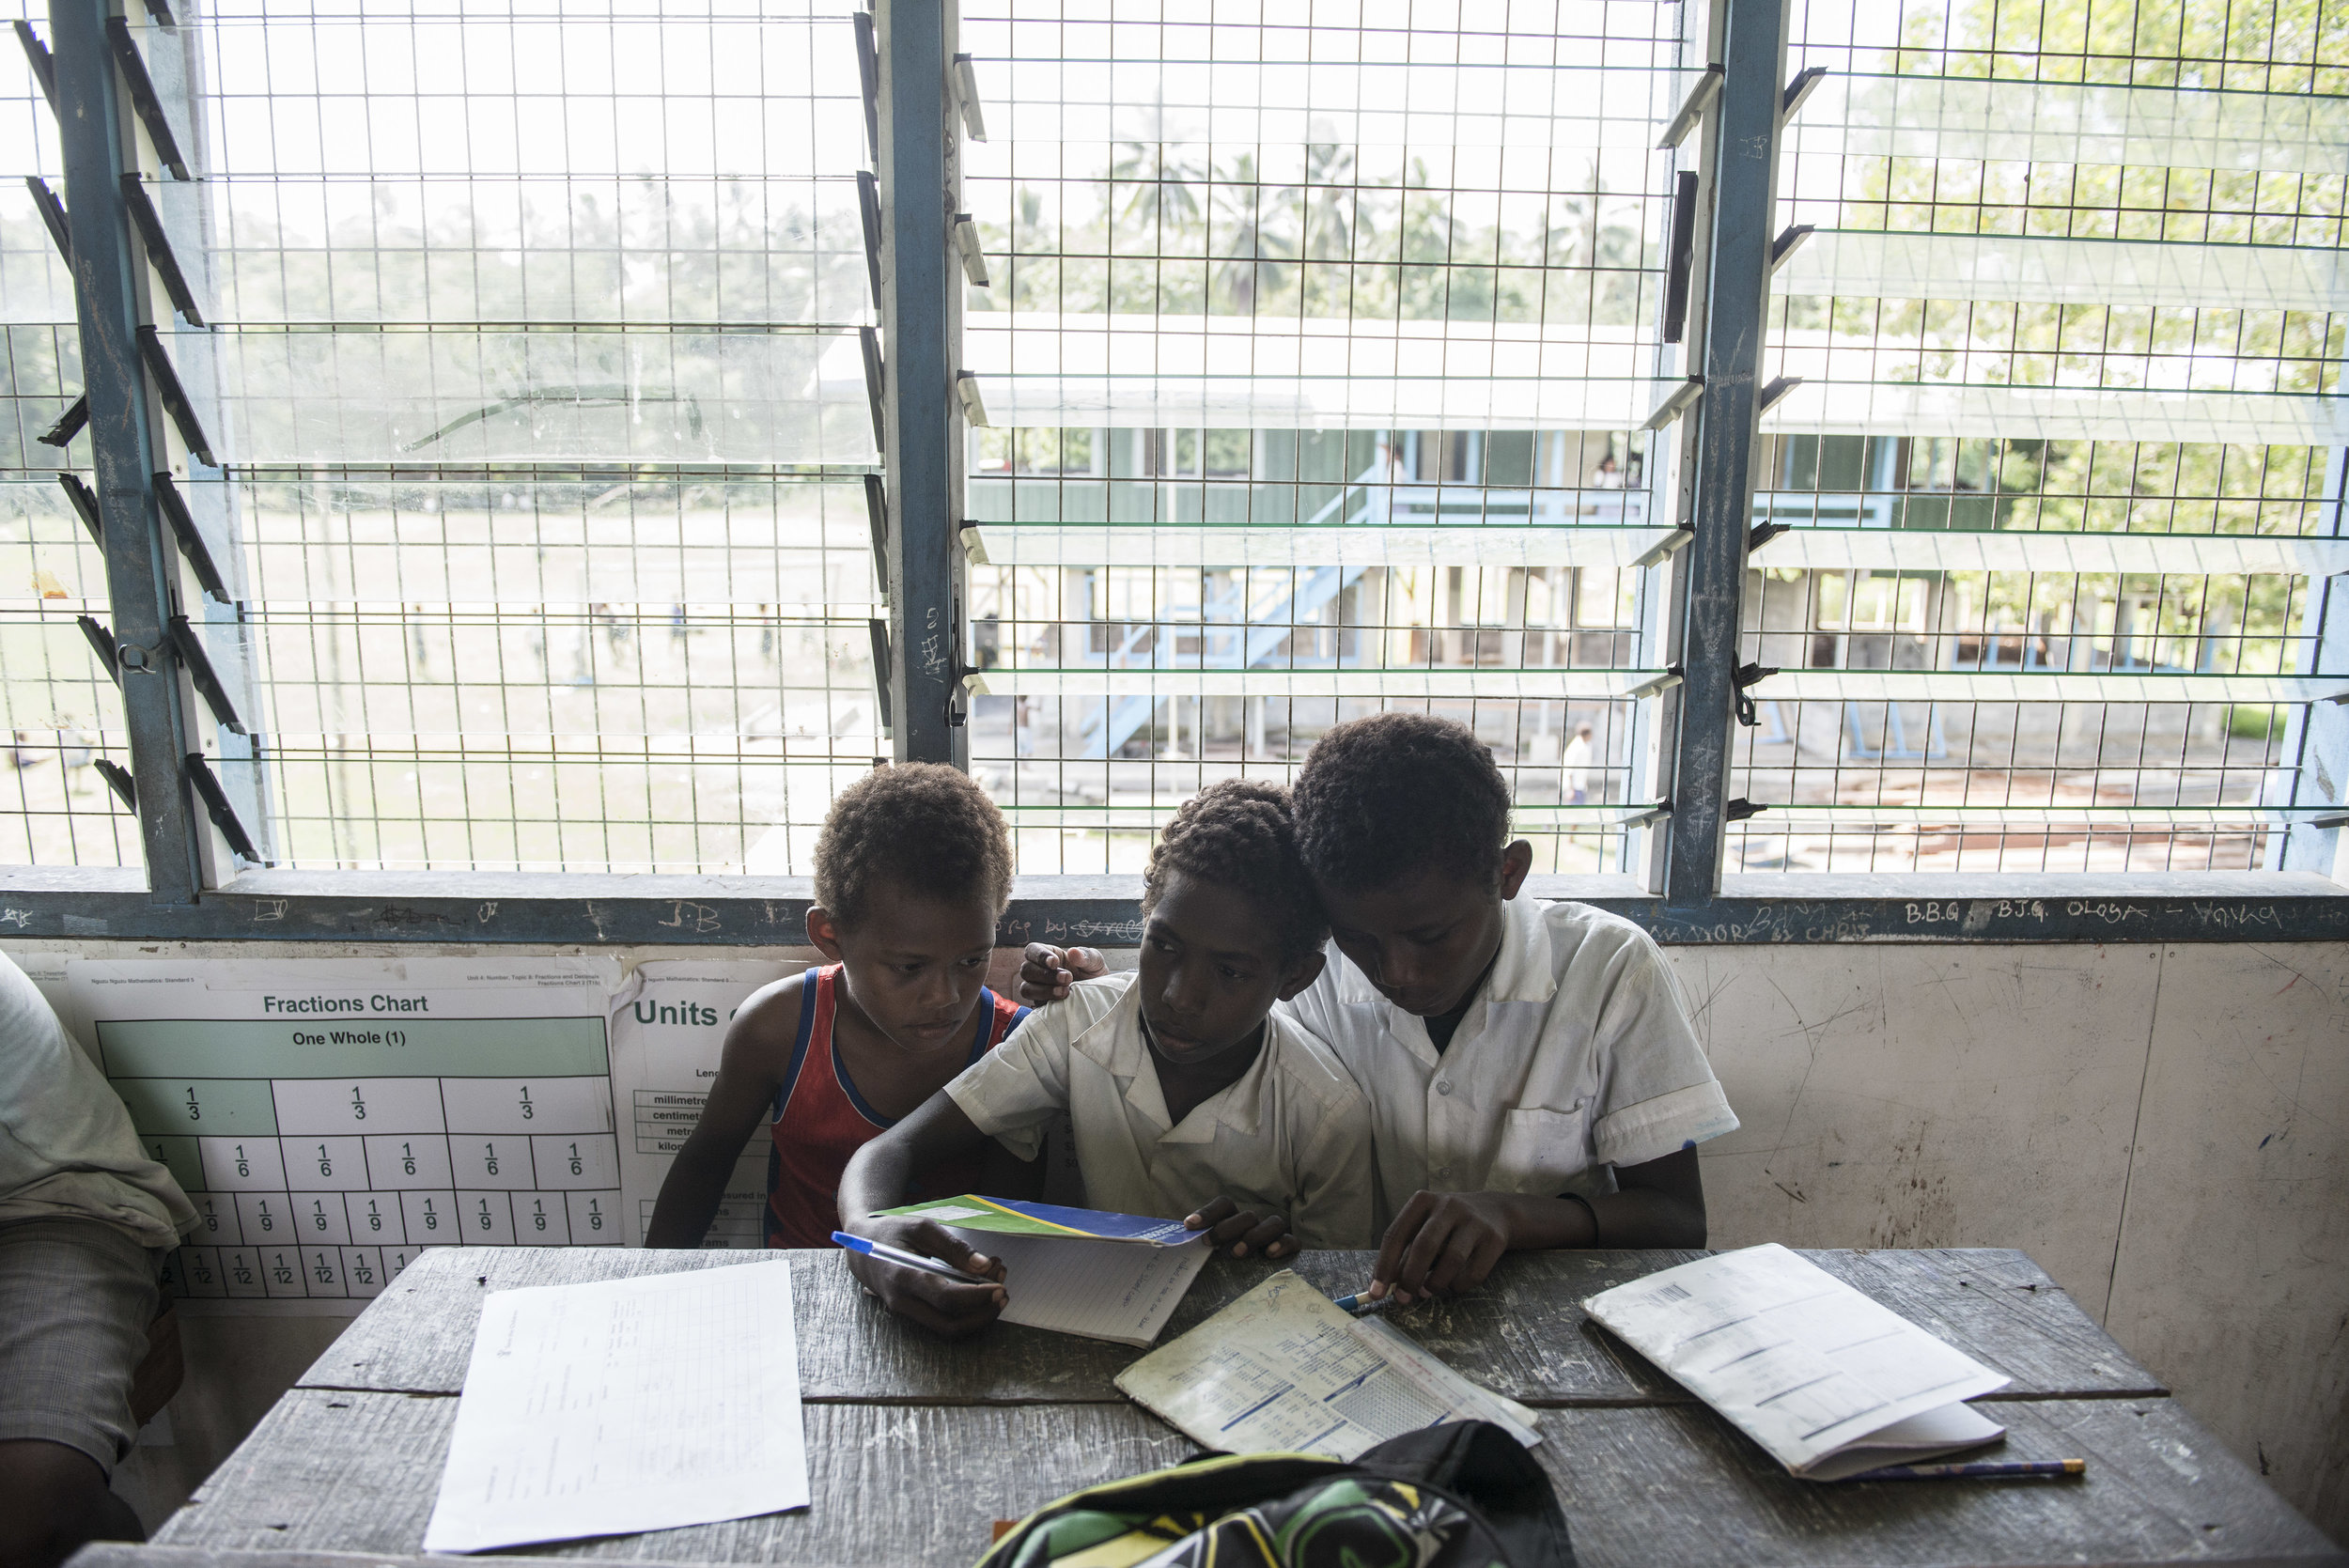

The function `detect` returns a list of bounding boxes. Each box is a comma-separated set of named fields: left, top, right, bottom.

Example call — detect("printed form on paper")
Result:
left=1582, top=1243, right=2011, bottom=1480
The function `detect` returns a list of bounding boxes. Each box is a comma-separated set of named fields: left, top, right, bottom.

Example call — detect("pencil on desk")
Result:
left=1848, top=1459, right=2086, bottom=1482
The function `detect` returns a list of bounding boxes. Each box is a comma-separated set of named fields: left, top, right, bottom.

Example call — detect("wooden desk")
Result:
left=152, top=1247, right=2344, bottom=1568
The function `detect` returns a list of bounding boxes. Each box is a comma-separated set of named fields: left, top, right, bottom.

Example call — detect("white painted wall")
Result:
left=1679, top=941, right=2349, bottom=1541
left=8, top=937, right=2343, bottom=1541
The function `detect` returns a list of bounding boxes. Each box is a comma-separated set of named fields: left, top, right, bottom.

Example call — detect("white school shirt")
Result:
left=1282, top=896, right=1736, bottom=1229
left=946, top=972, right=1377, bottom=1249
left=0, top=950, right=195, bottom=1248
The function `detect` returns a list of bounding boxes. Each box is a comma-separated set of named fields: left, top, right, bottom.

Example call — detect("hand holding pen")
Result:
left=834, top=1218, right=1006, bottom=1341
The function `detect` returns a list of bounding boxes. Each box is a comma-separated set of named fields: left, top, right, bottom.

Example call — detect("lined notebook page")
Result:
left=951, top=1229, right=1208, bottom=1346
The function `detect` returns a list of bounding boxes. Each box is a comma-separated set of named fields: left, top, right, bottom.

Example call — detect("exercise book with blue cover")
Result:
left=875, top=1194, right=1206, bottom=1247
left=868, top=1196, right=1209, bottom=1345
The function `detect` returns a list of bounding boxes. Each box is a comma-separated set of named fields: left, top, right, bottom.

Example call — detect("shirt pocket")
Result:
left=1486, top=1102, right=1592, bottom=1195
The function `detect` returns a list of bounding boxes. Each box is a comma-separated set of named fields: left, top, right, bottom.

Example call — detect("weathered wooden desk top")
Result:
left=150, top=1246, right=2345, bottom=1568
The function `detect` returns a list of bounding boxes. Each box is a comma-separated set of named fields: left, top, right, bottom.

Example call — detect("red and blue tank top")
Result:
left=765, top=964, right=1029, bottom=1249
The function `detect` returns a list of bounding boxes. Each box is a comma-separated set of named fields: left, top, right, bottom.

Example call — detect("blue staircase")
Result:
left=1076, top=461, right=1388, bottom=759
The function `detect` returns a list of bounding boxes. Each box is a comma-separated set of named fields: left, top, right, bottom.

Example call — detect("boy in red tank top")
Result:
left=644, top=764, right=1029, bottom=1250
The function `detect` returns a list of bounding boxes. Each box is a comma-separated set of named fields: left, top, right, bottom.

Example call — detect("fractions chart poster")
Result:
left=608, top=960, right=791, bottom=1248
left=70, top=956, right=621, bottom=1302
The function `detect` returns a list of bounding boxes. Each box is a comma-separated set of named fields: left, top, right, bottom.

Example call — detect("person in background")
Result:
left=1022, top=713, right=1735, bottom=1308
left=645, top=763, right=1033, bottom=1250
left=0, top=951, right=196, bottom=1568
left=839, top=780, right=1374, bottom=1339
left=1562, top=721, right=1595, bottom=805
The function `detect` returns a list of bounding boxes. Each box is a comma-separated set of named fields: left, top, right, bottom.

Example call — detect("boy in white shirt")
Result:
left=840, top=780, right=1374, bottom=1338
left=1024, top=713, right=1735, bottom=1309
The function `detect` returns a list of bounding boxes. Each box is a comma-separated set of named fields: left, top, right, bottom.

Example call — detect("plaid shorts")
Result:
left=0, top=1218, right=163, bottom=1474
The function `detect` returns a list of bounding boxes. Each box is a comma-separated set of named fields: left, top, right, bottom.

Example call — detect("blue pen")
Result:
left=1330, top=1292, right=1393, bottom=1315
left=831, top=1231, right=992, bottom=1285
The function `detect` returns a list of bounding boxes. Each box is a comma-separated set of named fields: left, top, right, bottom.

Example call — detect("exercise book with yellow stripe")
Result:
left=875, top=1195, right=1209, bottom=1345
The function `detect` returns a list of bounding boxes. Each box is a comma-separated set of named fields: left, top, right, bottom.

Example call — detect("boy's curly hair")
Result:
left=813, top=762, right=1014, bottom=927
left=1143, top=779, right=1328, bottom=962
left=1291, top=712, right=1512, bottom=894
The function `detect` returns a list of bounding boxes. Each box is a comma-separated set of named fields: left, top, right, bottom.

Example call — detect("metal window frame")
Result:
left=7, top=0, right=2343, bottom=947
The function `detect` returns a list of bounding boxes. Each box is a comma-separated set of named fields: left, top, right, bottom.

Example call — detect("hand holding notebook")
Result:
left=873, top=1195, right=1211, bottom=1346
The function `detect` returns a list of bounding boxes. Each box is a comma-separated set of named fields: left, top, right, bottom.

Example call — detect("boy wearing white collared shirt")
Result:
left=1285, top=712, right=1735, bottom=1304
left=1020, top=714, right=1736, bottom=1308
left=949, top=970, right=1372, bottom=1250
left=840, top=780, right=1374, bottom=1340
left=1283, top=888, right=1734, bottom=1232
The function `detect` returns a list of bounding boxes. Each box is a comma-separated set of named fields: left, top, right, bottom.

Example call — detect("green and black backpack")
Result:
left=976, top=1420, right=1576, bottom=1568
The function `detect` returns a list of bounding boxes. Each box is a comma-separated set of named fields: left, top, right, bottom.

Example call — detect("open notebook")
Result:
left=1582, top=1244, right=2011, bottom=1481
left=878, top=1195, right=1208, bottom=1347
left=1118, top=1270, right=1542, bottom=1460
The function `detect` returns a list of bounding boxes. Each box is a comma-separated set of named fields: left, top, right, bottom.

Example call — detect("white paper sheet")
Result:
left=947, top=1228, right=1209, bottom=1346
left=1582, top=1244, right=2009, bottom=1478
left=1799, top=1403, right=2008, bottom=1482
left=422, top=1259, right=809, bottom=1551
left=1116, top=1269, right=1542, bottom=1460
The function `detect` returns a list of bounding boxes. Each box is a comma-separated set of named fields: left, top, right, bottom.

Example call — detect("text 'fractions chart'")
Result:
left=69, top=957, right=623, bottom=1300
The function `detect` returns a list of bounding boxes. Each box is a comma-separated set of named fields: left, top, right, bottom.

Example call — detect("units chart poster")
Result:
left=70, top=956, right=621, bottom=1302
left=606, top=960, right=790, bottom=1248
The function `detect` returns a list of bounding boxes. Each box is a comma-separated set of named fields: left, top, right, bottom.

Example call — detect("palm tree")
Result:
left=1209, top=152, right=1295, bottom=314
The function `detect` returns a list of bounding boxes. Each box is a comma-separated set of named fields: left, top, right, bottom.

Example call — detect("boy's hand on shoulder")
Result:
left=1184, top=1195, right=1297, bottom=1260
left=1367, top=1190, right=1517, bottom=1304
left=842, top=1217, right=1009, bottom=1341
left=1016, top=942, right=1108, bottom=1005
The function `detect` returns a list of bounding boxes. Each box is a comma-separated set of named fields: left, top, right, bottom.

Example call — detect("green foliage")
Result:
left=975, top=142, right=1652, bottom=327
left=2228, top=703, right=2279, bottom=738
left=1897, top=0, right=2349, bottom=91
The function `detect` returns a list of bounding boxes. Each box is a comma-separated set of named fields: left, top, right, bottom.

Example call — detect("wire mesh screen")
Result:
left=10, top=0, right=2342, bottom=886
left=1734, top=0, right=2349, bottom=875
left=147, top=1, right=883, bottom=872
left=957, top=0, right=1692, bottom=875
left=0, top=2, right=138, bottom=866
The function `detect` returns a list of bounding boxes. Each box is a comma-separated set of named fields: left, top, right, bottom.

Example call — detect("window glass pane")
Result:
left=1735, top=1, right=2347, bottom=875
left=0, top=5, right=135, bottom=866
left=146, top=2, right=879, bottom=872
left=961, top=1, right=1692, bottom=875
